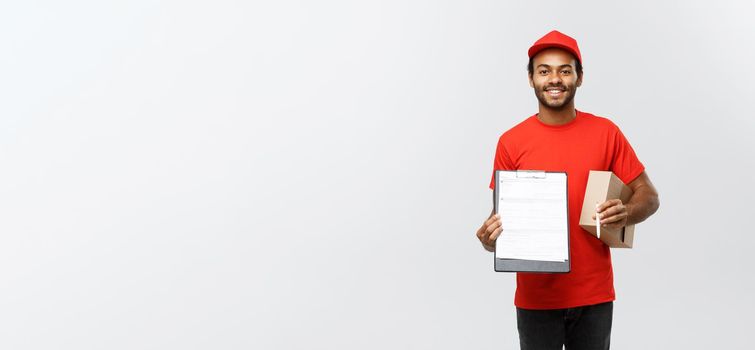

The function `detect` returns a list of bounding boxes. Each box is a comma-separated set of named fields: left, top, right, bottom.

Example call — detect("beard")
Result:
left=534, top=83, right=578, bottom=110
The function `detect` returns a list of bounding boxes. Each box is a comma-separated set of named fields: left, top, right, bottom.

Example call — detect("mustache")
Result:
left=543, top=85, right=568, bottom=91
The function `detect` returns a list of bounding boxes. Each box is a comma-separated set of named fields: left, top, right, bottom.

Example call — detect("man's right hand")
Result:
left=476, top=213, right=502, bottom=252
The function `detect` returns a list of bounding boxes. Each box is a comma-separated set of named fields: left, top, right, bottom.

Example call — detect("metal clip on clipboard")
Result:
left=515, top=170, right=547, bottom=179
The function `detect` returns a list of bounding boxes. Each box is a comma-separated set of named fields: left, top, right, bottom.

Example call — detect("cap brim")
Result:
left=528, top=43, right=581, bottom=63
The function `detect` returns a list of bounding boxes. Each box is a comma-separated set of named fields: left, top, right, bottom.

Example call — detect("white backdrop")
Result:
left=1, top=1, right=753, bottom=349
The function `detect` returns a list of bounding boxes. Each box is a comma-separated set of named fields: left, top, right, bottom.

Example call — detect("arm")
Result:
left=595, top=171, right=660, bottom=229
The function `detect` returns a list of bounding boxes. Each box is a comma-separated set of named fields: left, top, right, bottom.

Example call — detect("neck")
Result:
left=536, top=102, right=577, bottom=125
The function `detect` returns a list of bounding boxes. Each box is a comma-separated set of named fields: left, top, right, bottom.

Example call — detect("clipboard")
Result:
left=494, top=170, right=571, bottom=273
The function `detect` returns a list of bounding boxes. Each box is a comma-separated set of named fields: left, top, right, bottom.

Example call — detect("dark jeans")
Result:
left=516, top=301, right=613, bottom=350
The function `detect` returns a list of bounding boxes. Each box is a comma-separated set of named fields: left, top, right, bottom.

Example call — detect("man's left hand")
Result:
left=592, top=199, right=629, bottom=230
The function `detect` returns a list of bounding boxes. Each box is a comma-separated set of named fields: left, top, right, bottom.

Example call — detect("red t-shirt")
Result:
left=489, top=110, right=645, bottom=310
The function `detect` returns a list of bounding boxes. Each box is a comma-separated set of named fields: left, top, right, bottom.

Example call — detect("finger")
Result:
left=486, top=219, right=502, bottom=235
left=477, top=224, right=491, bottom=241
left=600, top=204, right=626, bottom=219
left=485, top=225, right=503, bottom=241
left=484, top=213, right=500, bottom=227
left=489, top=227, right=503, bottom=242
left=485, top=229, right=503, bottom=246
left=592, top=201, right=602, bottom=220
left=486, top=227, right=503, bottom=245
left=596, top=199, right=621, bottom=213
left=476, top=226, right=485, bottom=239
left=597, top=199, right=622, bottom=213
left=478, top=214, right=498, bottom=238
left=600, top=212, right=627, bottom=225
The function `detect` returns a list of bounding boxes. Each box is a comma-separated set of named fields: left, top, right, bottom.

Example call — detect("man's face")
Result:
left=529, top=48, right=583, bottom=110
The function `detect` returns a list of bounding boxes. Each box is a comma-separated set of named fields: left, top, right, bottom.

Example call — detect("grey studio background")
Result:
left=0, top=1, right=753, bottom=349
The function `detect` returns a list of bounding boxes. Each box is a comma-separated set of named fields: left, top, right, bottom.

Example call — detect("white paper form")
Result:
left=495, top=171, right=569, bottom=262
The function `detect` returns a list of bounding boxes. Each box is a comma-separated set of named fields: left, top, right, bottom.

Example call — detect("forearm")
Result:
left=625, top=185, right=660, bottom=226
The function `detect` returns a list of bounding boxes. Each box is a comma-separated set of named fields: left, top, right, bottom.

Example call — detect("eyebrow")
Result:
left=536, top=64, right=574, bottom=69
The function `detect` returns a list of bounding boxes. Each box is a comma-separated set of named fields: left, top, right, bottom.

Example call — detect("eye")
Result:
left=539, top=70, right=548, bottom=75
left=561, top=70, right=571, bottom=75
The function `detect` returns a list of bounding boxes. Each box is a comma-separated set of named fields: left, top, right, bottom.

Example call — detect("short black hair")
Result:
left=527, top=56, right=583, bottom=78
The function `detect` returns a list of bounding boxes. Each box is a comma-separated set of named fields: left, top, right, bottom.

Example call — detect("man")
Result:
left=476, top=30, right=660, bottom=350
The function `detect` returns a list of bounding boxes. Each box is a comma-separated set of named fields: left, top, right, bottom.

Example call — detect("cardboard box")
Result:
left=579, top=171, right=635, bottom=248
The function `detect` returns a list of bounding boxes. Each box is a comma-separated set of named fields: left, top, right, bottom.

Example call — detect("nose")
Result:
left=548, top=72, right=563, bottom=85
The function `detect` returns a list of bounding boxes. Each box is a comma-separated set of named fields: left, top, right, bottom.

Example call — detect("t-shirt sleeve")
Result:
left=610, top=127, right=645, bottom=185
left=489, top=136, right=516, bottom=190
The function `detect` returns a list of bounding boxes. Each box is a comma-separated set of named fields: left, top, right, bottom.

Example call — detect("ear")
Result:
left=528, top=73, right=534, bottom=88
left=576, top=71, right=583, bottom=87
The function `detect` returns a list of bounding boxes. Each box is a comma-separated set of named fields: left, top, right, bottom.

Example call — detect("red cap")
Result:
left=528, top=30, right=582, bottom=64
